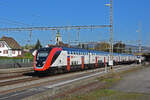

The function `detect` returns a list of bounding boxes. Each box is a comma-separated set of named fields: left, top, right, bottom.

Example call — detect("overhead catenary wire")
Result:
left=0, top=17, right=33, bottom=27
left=0, top=25, right=111, bottom=32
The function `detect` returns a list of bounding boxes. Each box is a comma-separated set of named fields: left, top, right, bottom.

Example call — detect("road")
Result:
left=112, top=66, right=150, bottom=94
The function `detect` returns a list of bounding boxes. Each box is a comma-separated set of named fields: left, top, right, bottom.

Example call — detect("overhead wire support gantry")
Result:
left=0, top=25, right=111, bottom=32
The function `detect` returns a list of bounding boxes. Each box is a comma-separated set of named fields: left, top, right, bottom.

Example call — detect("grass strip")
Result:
left=56, top=65, right=150, bottom=100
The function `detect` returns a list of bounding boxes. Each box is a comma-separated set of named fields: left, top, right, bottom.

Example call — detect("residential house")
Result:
left=0, top=36, right=22, bottom=57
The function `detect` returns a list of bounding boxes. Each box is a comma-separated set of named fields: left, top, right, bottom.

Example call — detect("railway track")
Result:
left=0, top=66, right=109, bottom=93
left=0, top=64, right=138, bottom=100
left=0, top=68, right=34, bottom=80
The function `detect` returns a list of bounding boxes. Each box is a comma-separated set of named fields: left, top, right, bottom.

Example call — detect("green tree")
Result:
left=95, top=42, right=110, bottom=52
left=22, top=44, right=34, bottom=49
left=128, top=48, right=132, bottom=54
left=34, top=39, right=42, bottom=49
left=113, top=42, right=125, bottom=53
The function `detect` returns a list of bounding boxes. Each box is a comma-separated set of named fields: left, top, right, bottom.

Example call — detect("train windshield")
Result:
left=37, top=52, right=49, bottom=57
left=36, top=48, right=52, bottom=60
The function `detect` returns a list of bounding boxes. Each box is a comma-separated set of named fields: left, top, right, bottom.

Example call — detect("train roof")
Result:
left=62, top=47, right=109, bottom=55
left=42, top=46, right=135, bottom=56
left=62, top=47, right=135, bottom=56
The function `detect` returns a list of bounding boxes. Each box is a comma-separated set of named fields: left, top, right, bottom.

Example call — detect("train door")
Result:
left=104, top=57, right=106, bottom=67
left=81, top=56, right=84, bottom=69
left=88, top=52, right=91, bottom=65
left=67, top=56, right=70, bottom=71
left=95, top=56, right=98, bottom=67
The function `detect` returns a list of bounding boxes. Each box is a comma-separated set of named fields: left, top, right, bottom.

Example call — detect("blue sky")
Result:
left=0, top=0, right=149, bottom=46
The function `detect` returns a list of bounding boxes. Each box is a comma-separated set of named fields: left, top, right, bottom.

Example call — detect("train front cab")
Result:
left=33, top=47, right=62, bottom=73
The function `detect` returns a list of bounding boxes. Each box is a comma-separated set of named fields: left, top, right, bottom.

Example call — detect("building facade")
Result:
left=0, top=36, right=22, bottom=57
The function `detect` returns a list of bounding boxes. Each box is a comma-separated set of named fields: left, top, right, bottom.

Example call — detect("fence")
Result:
left=0, top=58, right=33, bottom=64
left=0, top=58, right=33, bottom=69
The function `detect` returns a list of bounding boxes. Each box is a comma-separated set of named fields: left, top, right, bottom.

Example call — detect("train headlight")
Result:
left=43, top=61, right=46, bottom=64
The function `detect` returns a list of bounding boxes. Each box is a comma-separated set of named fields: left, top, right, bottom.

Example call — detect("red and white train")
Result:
left=33, top=46, right=139, bottom=73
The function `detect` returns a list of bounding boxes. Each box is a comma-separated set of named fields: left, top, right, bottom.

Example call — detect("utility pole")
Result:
left=50, top=29, right=55, bottom=44
left=107, top=0, right=114, bottom=68
left=105, top=0, right=114, bottom=71
left=77, top=28, right=80, bottom=44
left=138, top=22, right=142, bottom=53
left=137, top=22, right=142, bottom=64
left=29, top=30, right=32, bottom=45
left=68, top=28, right=71, bottom=47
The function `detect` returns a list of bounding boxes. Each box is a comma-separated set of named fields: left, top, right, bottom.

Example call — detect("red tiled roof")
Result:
left=0, top=36, right=21, bottom=49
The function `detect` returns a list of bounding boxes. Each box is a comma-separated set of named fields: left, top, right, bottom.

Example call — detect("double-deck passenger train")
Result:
left=33, top=46, right=139, bottom=73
